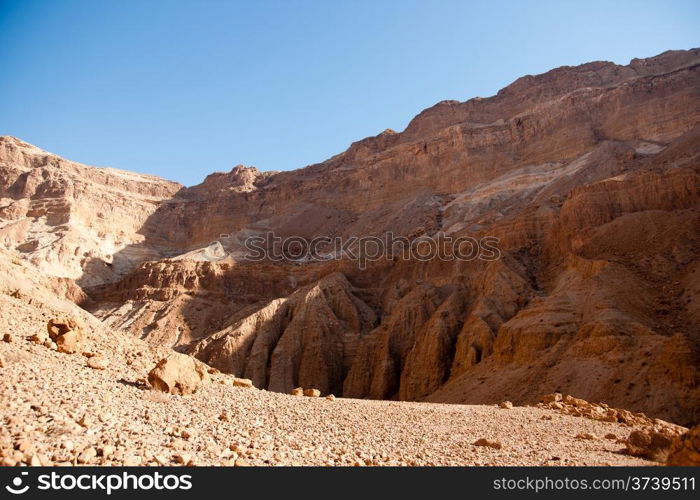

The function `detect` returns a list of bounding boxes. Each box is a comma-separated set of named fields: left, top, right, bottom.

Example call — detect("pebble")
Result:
left=304, top=388, right=321, bottom=398
left=473, top=438, right=503, bottom=449
left=87, top=355, right=109, bottom=370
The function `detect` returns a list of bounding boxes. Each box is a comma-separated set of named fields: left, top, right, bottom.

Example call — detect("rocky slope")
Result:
left=1, top=48, right=699, bottom=433
left=0, top=253, right=685, bottom=466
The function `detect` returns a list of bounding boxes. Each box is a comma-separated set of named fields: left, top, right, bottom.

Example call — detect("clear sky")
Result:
left=1, top=0, right=699, bottom=186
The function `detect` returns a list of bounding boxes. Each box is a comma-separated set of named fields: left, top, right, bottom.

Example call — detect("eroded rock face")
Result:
left=99, top=49, right=700, bottom=425
left=186, top=272, right=377, bottom=395
left=2, top=48, right=700, bottom=425
left=147, top=353, right=208, bottom=395
left=0, top=137, right=182, bottom=287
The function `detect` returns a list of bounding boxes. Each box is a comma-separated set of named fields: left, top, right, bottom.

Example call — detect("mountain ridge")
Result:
left=1, top=47, right=699, bottom=426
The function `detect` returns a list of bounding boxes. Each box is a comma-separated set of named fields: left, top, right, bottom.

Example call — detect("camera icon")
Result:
left=5, top=471, right=30, bottom=494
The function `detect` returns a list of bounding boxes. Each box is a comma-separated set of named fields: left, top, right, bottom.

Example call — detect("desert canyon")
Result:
left=1, top=48, right=699, bottom=466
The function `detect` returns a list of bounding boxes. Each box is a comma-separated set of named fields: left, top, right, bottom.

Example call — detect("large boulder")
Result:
left=148, top=353, right=208, bottom=395
left=47, top=317, right=85, bottom=354
left=625, top=427, right=682, bottom=461
left=666, top=426, right=700, bottom=466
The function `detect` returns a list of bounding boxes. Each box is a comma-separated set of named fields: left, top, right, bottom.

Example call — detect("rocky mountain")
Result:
left=1, top=48, right=699, bottom=427
left=0, top=137, right=182, bottom=287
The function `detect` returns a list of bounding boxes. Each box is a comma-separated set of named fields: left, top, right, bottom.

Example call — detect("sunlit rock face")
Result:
left=2, top=48, right=700, bottom=425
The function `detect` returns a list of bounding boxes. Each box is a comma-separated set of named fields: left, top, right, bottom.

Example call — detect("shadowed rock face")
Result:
left=2, top=48, right=700, bottom=425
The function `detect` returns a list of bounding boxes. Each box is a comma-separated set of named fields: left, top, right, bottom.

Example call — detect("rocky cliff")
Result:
left=0, top=137, right=182, bottom=287
left=2, top=48, right=699, bottom=426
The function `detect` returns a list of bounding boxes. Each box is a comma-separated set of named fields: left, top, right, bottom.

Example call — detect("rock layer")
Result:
left=0, top=137, right=182, bottom=286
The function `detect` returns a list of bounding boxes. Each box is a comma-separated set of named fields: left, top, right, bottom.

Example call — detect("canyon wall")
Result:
left=1, top=48, right=699, bottom=425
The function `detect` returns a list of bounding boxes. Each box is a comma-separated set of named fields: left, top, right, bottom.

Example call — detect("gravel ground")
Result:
left=0, top=292, right=654, bottom=467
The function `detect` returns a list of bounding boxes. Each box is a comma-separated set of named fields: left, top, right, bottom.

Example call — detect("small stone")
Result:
left=173, top=453, right=191, bottom=465
left=605, top=433, right=618, bottom=440
left=123, top=455, right=142, bottom=466
left=290, top=387, right=304, bottom=396
left=57, top=331, right=81, bottom=353
left=473, top=438, right=502, bottom=449
left=564, top=395, right=589, bottom=407
left=77, top=447, right=97, bottom=464
left=498, top=401, right=513, bottom=409
left=30, top=332, right=47, bottom=344
left=232, top=378, right=253, bottom=388
left=325, top=394, right=336, bottom=401
left=101, top=444, right=115, bottom=457
left=541, top=393, right=563, bottom=404
left=47, top=317, right=85, bottom=354
left=87, top=355, right=108, bottom=370
left=16, top=438, right=35, bottom=453
left=303, top=388, right=321, bottom=397
left=576, top=433, right=596, bottom=440
left=540, top=415, right=552, bottom=420
left=181, top=429, right=193, bottom=440
left=78, top=414, right=93, bottom=428
left=3, top=333, right=14, bottom=342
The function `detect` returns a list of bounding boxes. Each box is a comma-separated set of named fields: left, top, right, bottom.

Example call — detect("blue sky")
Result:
left=1, top=0, right=699, bottom=186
